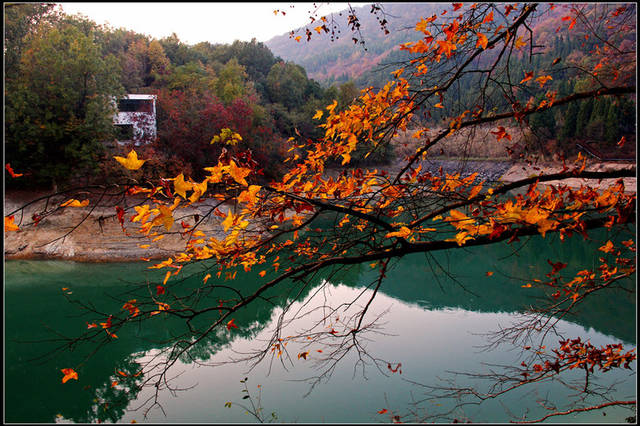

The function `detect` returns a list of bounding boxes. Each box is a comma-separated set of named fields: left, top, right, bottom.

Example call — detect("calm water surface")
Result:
left=4, top=227, right=636, bottom=423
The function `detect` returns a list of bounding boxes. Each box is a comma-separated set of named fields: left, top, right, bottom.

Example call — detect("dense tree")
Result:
left=5, top=19, right=124, bottom=188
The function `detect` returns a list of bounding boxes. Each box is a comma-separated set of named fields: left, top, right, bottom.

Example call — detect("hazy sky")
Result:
left=57, top=2, right=369, bottom=45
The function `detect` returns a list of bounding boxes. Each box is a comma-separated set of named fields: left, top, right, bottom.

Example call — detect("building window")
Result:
left=115, top=124, right=134, bottom=140
left=117, top=99, right=153, bottom=113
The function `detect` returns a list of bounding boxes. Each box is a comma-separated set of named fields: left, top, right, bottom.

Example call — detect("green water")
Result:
left=4, top=227, right=636, bottom=423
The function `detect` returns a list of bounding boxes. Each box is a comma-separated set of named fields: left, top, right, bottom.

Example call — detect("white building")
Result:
left=113, top=94, right=157, bottom=145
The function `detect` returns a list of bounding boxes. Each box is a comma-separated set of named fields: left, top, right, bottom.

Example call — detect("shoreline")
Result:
left=4, top=160, right=635, bottom=263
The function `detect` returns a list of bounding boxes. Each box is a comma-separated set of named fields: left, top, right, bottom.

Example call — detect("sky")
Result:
left=57, top=2, right=369, bottom=45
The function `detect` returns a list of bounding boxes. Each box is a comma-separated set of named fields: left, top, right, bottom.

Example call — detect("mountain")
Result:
left=266, top=3, right=442, bottom=87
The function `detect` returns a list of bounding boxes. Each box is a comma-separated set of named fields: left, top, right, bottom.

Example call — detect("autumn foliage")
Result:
left=4, top=2, right=636, bottom=423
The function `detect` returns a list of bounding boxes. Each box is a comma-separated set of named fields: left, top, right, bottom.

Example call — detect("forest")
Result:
left=5, top=3, right=636, bottom=191
left=4, top=3, right=367, bottom=189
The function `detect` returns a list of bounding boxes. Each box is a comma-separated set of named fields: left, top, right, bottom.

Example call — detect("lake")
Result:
left=4, top=226, right=636, bottom=423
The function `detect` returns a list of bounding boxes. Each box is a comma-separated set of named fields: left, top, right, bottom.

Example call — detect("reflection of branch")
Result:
left=513, top=400, right=636, bottom=423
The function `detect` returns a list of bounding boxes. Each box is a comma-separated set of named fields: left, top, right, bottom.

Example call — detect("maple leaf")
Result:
left=599, top=240, right=615, bottom=253
left=237, top=185, right=261, bottom=206
left=227, top=160, right=251, bottom=186
left=490, top=126, right=512, bottom=141
left=226, top=318, right=238, bottom=330
left=385, top=226, right=411, bottom=239
left=437, top=39, right=457, bottom=58
left=535, top=75, right=553, bottom=88
left=114, top=150, right=145, bottom=170
left=515, top=36, right=527, bottom=49
left=61, top=368, right=78, bottom=383
left=173, top=173, right=192, bottom=199
left=452, top=3, right=463, bottom=11
left=156, top=285, right=165, bottom=295
left=152, top=205, right=174, bottom=231
left=221, top=210, right=237, bottom=232
left=5, top=163, right=23, bottom=178
left=378, top=409, right=388, bottom=414
left=486, top=271, right=494, bottom=277
left=87, top=322, right=98, bottom=329
left=476, top=32, right=488, bottom=49
left=482, top=10, right=494, bottom=24
left=61, top=199, right=90, bottom=208
left=447, top=231, right=475, bottom=246
left=520, top=71, right=534, bottom=84
left=297, top=351, right=309, bottom=360
left=115, top=206, right=125, bottom=228
left=547, top=259, right=568, bottom=275
left=5, top=215, right=20, bottom=232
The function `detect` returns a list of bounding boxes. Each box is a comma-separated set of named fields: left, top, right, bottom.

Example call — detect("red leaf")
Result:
left=116, top=206, right=125, bottom=228
left=226, top=318, right=238, bottom=330
left=5, top=163, right=23, bottom=178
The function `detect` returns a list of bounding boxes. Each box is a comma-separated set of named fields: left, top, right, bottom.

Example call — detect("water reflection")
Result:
left=4, top=227, right=636, bottom=423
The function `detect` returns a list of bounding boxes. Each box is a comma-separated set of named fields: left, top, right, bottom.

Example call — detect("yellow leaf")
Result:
left=385, top=226, right=411, bottom=239
left=152, top=205, right=174, bottom=231
left=237, top=185, right=261, bottom=205
left=114, top=150, right=145, bottom=170
left=227, top=160, right=251, bottom=186
left=221, top=210, right=236, bottom=232
left=445, top=231, right=474, bottom=246
left=173, top=173, right=192, bottom=199
left=313, top=110, right=323, bottom=120
left=535, top=75, right=553, bottom=88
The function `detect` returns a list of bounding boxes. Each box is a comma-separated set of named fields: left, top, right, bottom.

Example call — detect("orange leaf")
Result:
left=482, top=10, right=494, bottom=24
left=203, top=273, right=211, bottom=284
left=5, top=215, right=20, bottom=232
left=486, top=271, right=494, bottom=277
left=61, top=368, right=78, bottom=383
left=598, top=240, right=614, bottom=253
left=378, top=409, right=388, bottom=414
left=259, top=270, right=267, bottom=277
left=61, top=199, right=90, bottom=208
left=520, top=71, right=534, bottom=84
left=475, top=32, right=488, bottom=49
left=297, top=351, right=309, bottom=360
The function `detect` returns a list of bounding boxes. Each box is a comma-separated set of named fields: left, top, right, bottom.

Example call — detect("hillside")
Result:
left=266, top=3, right=442, bottom=86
